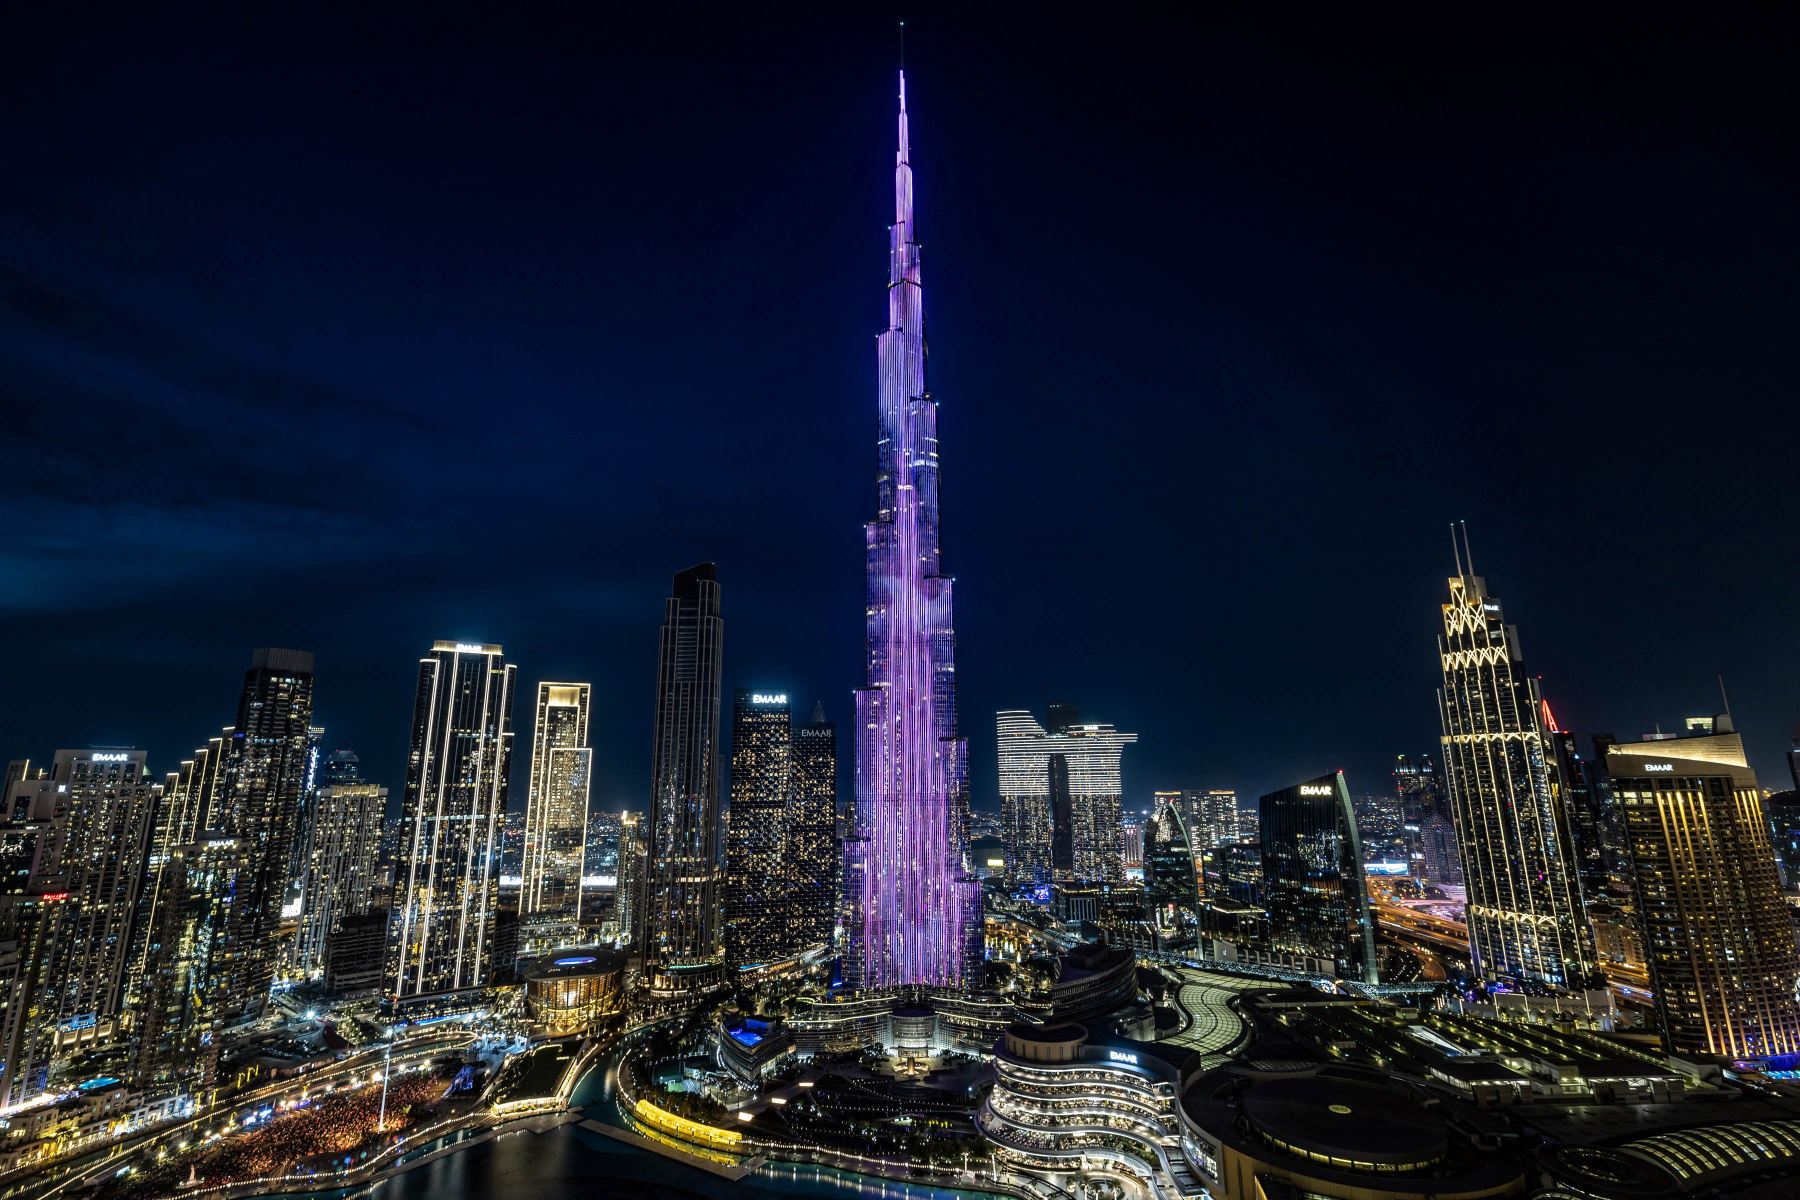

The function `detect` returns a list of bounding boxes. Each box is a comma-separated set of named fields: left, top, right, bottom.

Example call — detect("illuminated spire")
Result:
left=847, top=68, right=978, bottom=990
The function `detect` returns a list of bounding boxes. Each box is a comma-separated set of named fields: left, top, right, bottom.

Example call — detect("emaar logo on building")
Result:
left=1108, top=1050, right=1139, bottom=1065
left=752, top=693, right=788, bottom=706
left=1298, top=784, right=1333, bottom=796
left=1645, top=763, right=1674, bottom=773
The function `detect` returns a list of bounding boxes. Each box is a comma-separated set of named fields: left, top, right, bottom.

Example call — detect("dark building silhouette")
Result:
left=638, top=564, right=725, bottom=990
left=1259, top=771, right=1377, bottom=983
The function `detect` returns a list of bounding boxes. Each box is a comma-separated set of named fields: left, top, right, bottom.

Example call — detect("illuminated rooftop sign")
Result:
left=751, top=693, right=788, bottom=706
left=1298, top=784, right=1333, bottom=796
left=89, top=752, right=130, bottom=763
left=1108, top=1050, right=1139, bottom=1065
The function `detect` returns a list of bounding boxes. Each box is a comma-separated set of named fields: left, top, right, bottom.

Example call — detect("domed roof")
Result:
left=1240, top=1075, right=1447, bottom=1167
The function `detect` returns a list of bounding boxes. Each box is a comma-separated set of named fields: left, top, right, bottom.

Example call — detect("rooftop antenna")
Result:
left=1450, top=523, right=1464, bottom=577
left=1460, top=520, right=1476, bottom=577
left=899, top=19, right=905, bottom=71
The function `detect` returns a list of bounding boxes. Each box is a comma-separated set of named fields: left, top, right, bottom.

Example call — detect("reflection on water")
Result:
left=273, top=1063, right=1006, bottom=1200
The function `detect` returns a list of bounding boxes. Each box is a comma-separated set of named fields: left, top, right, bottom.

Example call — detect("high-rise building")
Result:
left=844, top=73, right=981, bottom=992
left=294, top=782, right=386, bottom=977
left=1178, top=789, right=1240, bottom=852
left=215, top=648, right=316, bottom=1008
left=136, top=835, right=245, bottom=1099
left=1418, top=809, right=1463, bottom=886
left=1144, top=797, right=1199, bottom=941
left=789, top=704, right=838, bottom=950
left=521, top=682, right=593, bottom=951
left=128, top=735, right=228, bottom=1012
left=1435, top=536, right=1592, bottom=987
left=1259, top=771, right=1377, bottom=983
left=1392, top=754, right=1447, bottom=822
left=285, top=724, right=326, bottom=913
left=0, top=785, right=65, bottom=1107
left=724, top=691, right=792, bottom=969
left=638, top=565, right=725, bottom=987
left=1768, top=792, right=1800, bottom=895
left=614, top=810, right=643, bottom=947
left=997, top=707, right=1138, bottom=884
left=1605, top=721, right=1800, bottom=1060
left=1541, top=702, right=1615, bottom=903
left=323, top=748, right=362, bottom=787
left=389, top=641, right=516, bottom=999
left=0, top=749, right=155, bottom=1099
left=1122, top=814, right=1145, bottom=869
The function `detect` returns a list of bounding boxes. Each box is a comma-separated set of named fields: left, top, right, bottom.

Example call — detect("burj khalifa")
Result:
left=845, top=72, right=981, bottom=990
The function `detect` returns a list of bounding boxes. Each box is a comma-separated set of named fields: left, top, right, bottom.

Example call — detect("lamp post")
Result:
left=376, top=994, right=396, bottom=1132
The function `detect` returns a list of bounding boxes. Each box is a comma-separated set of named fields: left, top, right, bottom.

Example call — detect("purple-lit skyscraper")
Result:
left=845, top=73, right=981, bottom=991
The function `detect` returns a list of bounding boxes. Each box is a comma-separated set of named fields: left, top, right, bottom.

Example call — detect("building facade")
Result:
left=1259, top=771, right=1377, bottom=983
left=997, top=707, right=1139, bottom=884
left=521, top=682, right=593, bottom=949
left=217, top=648, right=316, bottom=1008
left=1435, top=542, right=1592, bottom=986
left=1605, top=724, right=1800, bottom=1060
left=845, top=73, right=980, bottom=991
left=388, top=641, right=516, bottom=998
left=613, top=810, right=643, bottom=947
left=135, top=835, right=245, bottom=1099
left=1145, top=796, right=1200, bottom=942
left=1179, top=789, right=1241, bottom=852
left=0, top=750, right=155, bottom=1102
left=724, top=691, right=792, bottom=968
left=788, top=705, right=838, bottom=950
left=638, top=564, right=726, bottom=986
left=294, top=782, right=386, bottom=976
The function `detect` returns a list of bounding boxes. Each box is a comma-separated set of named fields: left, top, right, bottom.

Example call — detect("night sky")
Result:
left=4, top=12, right=1796, bottom=813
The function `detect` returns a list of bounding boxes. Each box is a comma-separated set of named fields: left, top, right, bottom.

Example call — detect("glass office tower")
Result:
left=1259, top=771, right=1377, bottom=983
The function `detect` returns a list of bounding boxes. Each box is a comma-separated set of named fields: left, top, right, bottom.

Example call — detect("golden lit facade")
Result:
left=521, top=948, right=625, bottom=1036
left=1436, top=555, right=1592, bottom=986
left=521, top=682, right=592, bottom=948
left=1606, top=729, right=1800, bottom=1060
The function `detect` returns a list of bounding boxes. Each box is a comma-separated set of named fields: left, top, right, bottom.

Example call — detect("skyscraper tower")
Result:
left=294, top=779, right=385, bottom=977
left=388, top=641, right=516, bottom=999
left=1606, top=721, right=1800, bottom=1060
left=996, top=707, right=1138, bottom=884
left=789, top=703, right=839, bottom=950
left=521, top=682, right=593, bottom=949
left=218, top=647, right=316, bottom=1009
left=23, top=750, right=154, bottom=1086
left=846, top=73, right=980, bottom=991
left=1435, top=532, right=1592, bottom=987
left=638, top=564, right=725, bottom=988
left=724, top=690, right=792, bottom=968
left=1260, top=771, right=1378, bottom=983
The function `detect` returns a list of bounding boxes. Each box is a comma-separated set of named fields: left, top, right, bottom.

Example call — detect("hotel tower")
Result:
left=845, top=73, right=981, bottom=989
left=388, top=641, right=516, bottom=999
left=1435, top=530, right=1593, bottom=987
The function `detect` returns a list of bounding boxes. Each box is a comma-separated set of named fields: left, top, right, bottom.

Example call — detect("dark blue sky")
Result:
left=3, top=11, right=1796, bottom=811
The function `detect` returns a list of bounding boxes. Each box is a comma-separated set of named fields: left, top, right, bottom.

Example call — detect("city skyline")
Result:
left=4, top=16, right=1800, bottom=1198
left=5, top=13, right=1795, bottom=816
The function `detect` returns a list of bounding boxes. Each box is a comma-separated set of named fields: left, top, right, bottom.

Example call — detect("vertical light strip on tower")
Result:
left=850, top=72, right=977, bottom=988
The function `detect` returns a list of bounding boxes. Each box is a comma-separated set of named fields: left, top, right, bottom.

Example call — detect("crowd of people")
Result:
left=103, top=1070, right=457, bottom=1198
